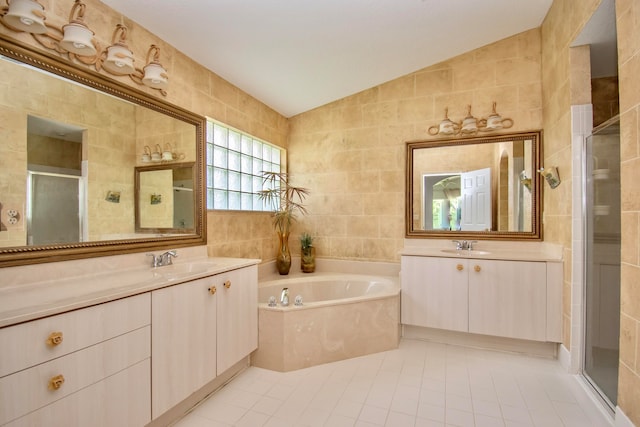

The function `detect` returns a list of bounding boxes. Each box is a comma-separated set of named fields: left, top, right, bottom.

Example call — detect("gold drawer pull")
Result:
left=224, top=280, right=231, bottom=289
left=456, top=264, right=464, bottom=271
left=46, top=332, right=63, bottom=346
left=208, top=286, right=217, bottom=295
left=48, top=374, right=65, bottom=390
left=474, top=265, right=481, bottom=272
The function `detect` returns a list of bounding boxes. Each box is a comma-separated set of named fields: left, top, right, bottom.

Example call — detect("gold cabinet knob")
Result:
left=224, top=280, right=231, bottom=289
left=46, top=332, right=63, bottom=346
left=208, top=286, right=217, bottom=295
left=48, top=374, right=65, bottom=390
left=474, top=265, right=481, bottom=272
left=456, top=264, right=464, bottom=271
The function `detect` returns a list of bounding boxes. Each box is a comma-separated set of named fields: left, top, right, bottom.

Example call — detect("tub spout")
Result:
left=280, top=287, right=289, bottom=306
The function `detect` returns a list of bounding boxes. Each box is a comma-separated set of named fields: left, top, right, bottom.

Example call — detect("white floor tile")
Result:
left=357, top=404, right=388, bottom=425
left=171, top=339, right=613, bottom=427
left=384, top=411, right=415, bottom=427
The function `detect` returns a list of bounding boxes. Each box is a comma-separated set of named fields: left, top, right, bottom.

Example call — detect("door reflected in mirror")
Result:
left=406, top=131, right=542, bottom=241
left=135, top=163, right=195, bottom=234
left=26, top=116, right=85, bottom=245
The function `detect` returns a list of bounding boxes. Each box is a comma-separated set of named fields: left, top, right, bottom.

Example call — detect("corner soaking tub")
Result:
left=251, top=273, right=400, bottom=372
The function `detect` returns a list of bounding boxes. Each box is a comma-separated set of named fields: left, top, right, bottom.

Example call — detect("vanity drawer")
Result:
left=0, top=325, right=150, bottom=425
left=0, top=293, right=150, bottom=377
left=4, top=359, right=150, bottom=427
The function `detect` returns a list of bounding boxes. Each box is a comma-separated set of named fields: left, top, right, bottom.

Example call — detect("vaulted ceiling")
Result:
left=102, top=0, right=555, bottom=117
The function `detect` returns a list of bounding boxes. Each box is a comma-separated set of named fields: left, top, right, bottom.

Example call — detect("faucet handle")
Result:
left=146, top=253, right=158, bottom=267
left=452, top=240, right=462, bottom=250
left=467, top=241, right=478, bottom=250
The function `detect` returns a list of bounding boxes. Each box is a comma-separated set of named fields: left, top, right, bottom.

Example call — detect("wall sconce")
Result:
left=519, top=171, right=532, bottom=191
left=429, top=102, right=514, bottom=137
left=0, top=2, right=169, bottom=95
left=102, top=24, right=135, bottom=75
left=538, top=167, right=561, bottom=189
left=142, top=45, right=168, bottom=90
left=59, top=0, right=96, bottom=56
left=3, top=0, right=47, bottom=34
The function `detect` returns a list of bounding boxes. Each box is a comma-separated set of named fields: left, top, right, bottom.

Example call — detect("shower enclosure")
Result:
left=583, top=116, right=621, bottom=408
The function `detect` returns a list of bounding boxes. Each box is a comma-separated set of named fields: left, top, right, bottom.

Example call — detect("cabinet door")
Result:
left=216, top=265, right=258, bottom=375
left=151, top=277, right=217, bottom=419
left=401, top=256, right=468, bottom=332
left=468, top=260, right=546, bottom=341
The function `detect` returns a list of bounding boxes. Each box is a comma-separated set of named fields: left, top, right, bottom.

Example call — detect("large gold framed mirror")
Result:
left=406, top=130, right=542, bottom=241
left=0, top=34, right=206, bottom=267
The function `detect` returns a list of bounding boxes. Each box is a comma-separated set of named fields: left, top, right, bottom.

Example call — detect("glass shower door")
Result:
left=584, top=118, right=621, bottom=408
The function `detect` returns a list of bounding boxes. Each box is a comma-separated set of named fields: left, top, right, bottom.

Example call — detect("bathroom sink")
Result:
left=161, top=261, right=217, bottom=279
left=440, top=249, right=491, bottom=256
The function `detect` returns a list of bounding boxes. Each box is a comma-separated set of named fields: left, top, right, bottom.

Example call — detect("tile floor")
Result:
left=172, top=339, right=613, bottom=427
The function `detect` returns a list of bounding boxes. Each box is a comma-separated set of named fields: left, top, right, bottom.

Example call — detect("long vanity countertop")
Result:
left=0, top=257, right=260, bottom=328
left=401, top=240, right=563, bottom=262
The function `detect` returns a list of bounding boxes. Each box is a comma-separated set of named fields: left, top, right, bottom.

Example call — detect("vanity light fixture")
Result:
left=102, top=24, right=135, bottom=75
left=3, top=0, right=47, bottom=34
left=142, top=45, right=168, bottom=90
left=0, top=4, right=169, bottom=95
left=59, top=0, right=96, bottom=56
left=428, top=102, right=514, bottom=137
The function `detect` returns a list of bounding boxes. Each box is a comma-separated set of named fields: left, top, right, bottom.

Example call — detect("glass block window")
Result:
left=206, top=119, right=282, bottom=211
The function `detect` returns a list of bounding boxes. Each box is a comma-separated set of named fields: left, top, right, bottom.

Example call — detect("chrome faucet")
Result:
left=280, top=288, right=289, bottom=306
left=452, top=240, right=477, bottom=251
left=146, top=250, right=178, bottom=267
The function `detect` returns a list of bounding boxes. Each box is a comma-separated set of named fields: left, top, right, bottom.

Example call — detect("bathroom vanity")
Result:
left=0, top=251, right=259, bottom=427
left=400, top=241, right=563, bottom=352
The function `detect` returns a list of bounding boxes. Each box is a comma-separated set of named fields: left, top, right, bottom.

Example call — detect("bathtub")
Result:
left=251, top=273, right=401, bottom=372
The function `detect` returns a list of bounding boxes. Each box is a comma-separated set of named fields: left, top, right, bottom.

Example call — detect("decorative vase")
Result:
left=276, top=231, right=291, bottom=275
left=301, top=246, right=315, bottom=273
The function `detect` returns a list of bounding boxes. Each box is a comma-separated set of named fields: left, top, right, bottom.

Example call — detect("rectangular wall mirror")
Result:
left=406, top=131, right=542, bottom=241
left=135, top=163, right=196, bottom=234
left=0, top=35, right=206, bottom=267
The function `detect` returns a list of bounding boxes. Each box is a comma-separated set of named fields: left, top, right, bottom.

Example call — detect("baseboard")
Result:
left=402, top=325, right=558, bottom=358
left=616, top=407, right=636, bottom=427
left=558, top=343, right=571, bottom=371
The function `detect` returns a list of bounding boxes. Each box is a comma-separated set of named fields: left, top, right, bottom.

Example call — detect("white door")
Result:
left=460, top=167, right=491, bottom=231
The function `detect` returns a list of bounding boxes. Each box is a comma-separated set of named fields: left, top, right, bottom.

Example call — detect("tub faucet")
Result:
left=280, top=288, right=289, bottom=306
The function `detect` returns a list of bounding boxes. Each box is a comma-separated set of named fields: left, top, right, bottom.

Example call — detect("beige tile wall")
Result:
left=540, top=0, right=600, bottom=352
left=288, top=29, right=543, bottom=262
left=616, top=0, right=640, bottom=423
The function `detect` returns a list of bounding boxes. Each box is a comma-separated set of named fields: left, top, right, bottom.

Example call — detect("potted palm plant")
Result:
left=259, top=171, right=309, bottom=275
left=299, top=232, right=315, bottom=273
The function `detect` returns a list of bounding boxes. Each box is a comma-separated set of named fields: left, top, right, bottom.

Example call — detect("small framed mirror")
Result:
left=135, top=163, right=196, bottom=234
left=406, top=130, right=542, bottom=240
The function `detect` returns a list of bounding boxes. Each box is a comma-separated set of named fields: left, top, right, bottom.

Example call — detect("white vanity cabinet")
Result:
left=401, top=255, right=562, bottom=343
left=467, top=259, right=547, bottom=341
left=0, top=294, right=151, bottom=427
left=401, top=256, right=468, bottom=332
left=151, top=275, right=218, bottom=419
left=151, top=264, right=258, bottom=419
left=215, top=265, right=258, bottom=375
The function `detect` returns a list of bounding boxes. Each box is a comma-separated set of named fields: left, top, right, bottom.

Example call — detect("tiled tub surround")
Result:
left=253, top=260, right=401, bottom=372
